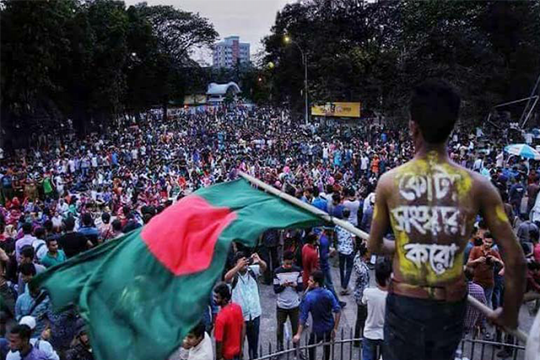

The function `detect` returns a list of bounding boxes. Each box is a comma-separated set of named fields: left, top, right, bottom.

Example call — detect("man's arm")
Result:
left=367, top=174, right=395, bottom=255
left=252, top=253, right=267, bottom=274
left=478, top=178, right=527, bottom=329
left=293, top=297, right=310, bottom=343
left=330, top=288, right=342, bottom=339
left=466, top=248, right=485, bottom=267
left=332, top=311, right=341, bottom=339
left=296, top=271, right=304, bottom=292
left=273, top=271, right=286, bottom=294
left=224, top=258, right=247, bottom=283
left=215, top=341, right=224, bottom=360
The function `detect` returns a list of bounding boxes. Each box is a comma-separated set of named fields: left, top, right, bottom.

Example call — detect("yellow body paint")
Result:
left=495, top=205, right=509, bottom=223
left=390, top=151, right=472, bottom=286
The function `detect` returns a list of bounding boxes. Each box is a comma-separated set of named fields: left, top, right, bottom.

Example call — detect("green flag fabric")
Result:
left=33, top=179, right=325, bottom=360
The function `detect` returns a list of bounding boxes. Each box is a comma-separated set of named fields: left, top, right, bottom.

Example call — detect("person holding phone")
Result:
left=224, top=252, right=267, bottom=360
left=273, top=251, right=303, bottom=351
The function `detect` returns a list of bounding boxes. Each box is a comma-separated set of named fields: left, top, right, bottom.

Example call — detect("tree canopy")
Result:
left=0, top=0, right=218, bottom=144
left=262, top=0, right=540, bottom=120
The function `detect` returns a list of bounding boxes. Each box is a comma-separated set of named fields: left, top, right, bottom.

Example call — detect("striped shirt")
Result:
left=465, top=281, right=486, bottom=331
left=273, top=266, right=303, bottom=309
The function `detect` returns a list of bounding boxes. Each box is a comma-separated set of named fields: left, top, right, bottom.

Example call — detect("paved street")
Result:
left=253, top=259, right=536, bottom=360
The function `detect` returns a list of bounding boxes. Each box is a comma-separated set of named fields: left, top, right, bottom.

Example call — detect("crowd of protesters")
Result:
left=0, top=105, right=538, bottom=360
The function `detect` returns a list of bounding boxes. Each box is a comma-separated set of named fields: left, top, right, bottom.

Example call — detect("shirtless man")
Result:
left=368, top=80, right=526, bottom=360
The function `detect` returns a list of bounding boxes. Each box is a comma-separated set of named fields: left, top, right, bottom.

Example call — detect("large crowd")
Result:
left=0, top=105, right=538, bottom=360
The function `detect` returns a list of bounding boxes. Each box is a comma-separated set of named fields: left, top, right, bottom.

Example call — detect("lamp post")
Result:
left=284, top=35, right=309, bottom=125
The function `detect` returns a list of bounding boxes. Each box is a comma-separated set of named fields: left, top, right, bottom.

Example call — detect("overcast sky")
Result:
left=124, top=0, right=296, bottom=61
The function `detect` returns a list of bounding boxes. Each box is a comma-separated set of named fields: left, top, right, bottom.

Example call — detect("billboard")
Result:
left=311, top=102, right=361, bottom=118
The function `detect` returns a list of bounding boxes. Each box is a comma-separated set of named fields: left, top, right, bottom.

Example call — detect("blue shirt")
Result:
left=312, top=197, right=328, bottom=213
left=318, top=235, right=331, bottom=271
left=300, top=288, right=340, bottom=335
left=15, top=292, right=34, bottom=320
left=78, top=226, right=99, bottom=237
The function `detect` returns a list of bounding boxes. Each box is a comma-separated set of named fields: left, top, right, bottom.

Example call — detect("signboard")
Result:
left=311, top=102, right=361, bottom=118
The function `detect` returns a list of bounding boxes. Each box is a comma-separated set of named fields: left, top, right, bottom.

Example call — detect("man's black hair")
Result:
left=10, top=324, right=31, bottom=340
left=46, top=237, right=58, bottom=247
left=358, top=242, right=368, bottom=257
left=21, top=245, right=35, bottom=259
left=188, top=321, right=206, bottom=339
left=305, top=233, right=318, bottom=244
left=22, top=222, right=33, bottom=235
left=34, top=227, right=45, bottom=239
left=102, top=212, right=111, bottom=224
left=283, top=250, right=295, bottom=261
left=342, top=208, right=351, bottom=218
left=112, top=219, right=122, bottom=232
left=20, top=263, right=36, bottom=277
left=311, top=270, right=325, bottom=287
left=375, top=259, right=392, bottom=287
left=410, top=79, right=461, bottom=144
left=143, top=213, right=153, bottom=224
left=82, top=213, right=93, bottom=226
left=233, top=251, right=247, bottom=264
left=213, top=282, right=231, bottom=301
left=464, top=266, right=474, bottom=281
left=43, top=220, right=53, bottom=232
left=63, top=217, right=75, bottom=231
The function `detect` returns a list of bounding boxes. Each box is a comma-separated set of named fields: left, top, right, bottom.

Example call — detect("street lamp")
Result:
left=284, top=35, right=309, bottom=125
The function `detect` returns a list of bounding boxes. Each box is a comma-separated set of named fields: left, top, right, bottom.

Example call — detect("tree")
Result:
left=0, top=0, right=219, bottom=146
left=136, top=4, right=218, bottom=119
left=0, top=0, right=78, bottom=145
left=263, top=0, right=540, bottom=121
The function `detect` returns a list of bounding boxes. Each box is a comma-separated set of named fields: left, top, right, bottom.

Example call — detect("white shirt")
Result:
left=496, top=152, right=504, bottom=168
left=32, top=239, right=48, bottom=261
left=362, top=287, right=387, bottom=340
left=361, top=156, right=369, bottom=170
left=231, top=265, right=262, bottom=321
left=187, top=333, right=213, bottom=360
left=473, top=158, right=483, bottom=171
left=343, top=199, right=360, bottom=226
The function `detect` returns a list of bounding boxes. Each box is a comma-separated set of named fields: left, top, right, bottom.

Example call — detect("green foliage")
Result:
left=262, top=0, right=540, bottom=120
left=0, top=0, right=218, bottom=138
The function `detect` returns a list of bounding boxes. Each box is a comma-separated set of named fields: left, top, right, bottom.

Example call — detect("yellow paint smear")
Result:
left=495, top=205, right=509, bottom=223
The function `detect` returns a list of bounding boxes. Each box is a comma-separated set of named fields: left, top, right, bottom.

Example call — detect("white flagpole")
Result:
left=238, top=171, right=529, bottom=344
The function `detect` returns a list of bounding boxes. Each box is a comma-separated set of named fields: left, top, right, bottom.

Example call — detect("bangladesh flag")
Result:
left=33, top=179, right=325, bottom=360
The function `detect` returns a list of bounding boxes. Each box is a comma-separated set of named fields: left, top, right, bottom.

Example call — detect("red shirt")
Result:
left=302, top=244, right=319, bottom=289
left=469, top=246, right=502, bottom=288
left=215, top=303, right=244, bottom=360
left=534, top=243, right=540, bottom=262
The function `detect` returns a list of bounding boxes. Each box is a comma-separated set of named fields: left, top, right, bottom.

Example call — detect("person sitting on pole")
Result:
left=368, top=79, right=526, bottom=360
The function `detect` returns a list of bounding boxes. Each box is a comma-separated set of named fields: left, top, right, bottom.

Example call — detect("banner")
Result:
left=311, top=102, right=361, bottom=118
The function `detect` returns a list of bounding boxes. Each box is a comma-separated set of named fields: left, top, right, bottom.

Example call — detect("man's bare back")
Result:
left=369, top=148, right=525, bottom=325
left=380, top=151, right=478, bottom=289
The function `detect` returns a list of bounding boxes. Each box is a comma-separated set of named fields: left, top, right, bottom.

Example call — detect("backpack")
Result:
left=231, top=268, right=257, bottom=290
left=35, top=242, right=46, bottom=262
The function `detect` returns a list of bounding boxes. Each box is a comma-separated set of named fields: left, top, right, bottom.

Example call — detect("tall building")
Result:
left=212, top=36, right=250, bottom=69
